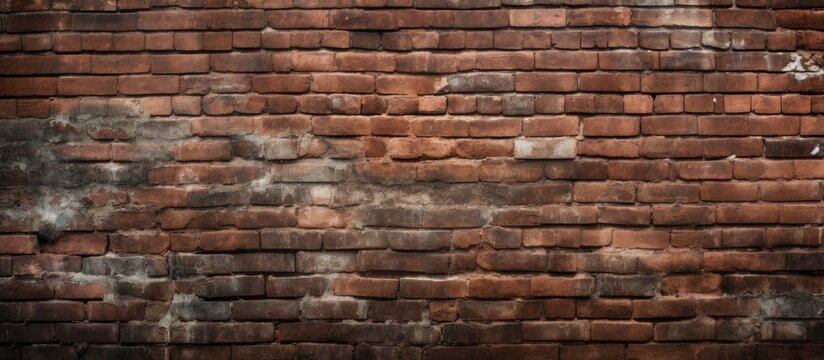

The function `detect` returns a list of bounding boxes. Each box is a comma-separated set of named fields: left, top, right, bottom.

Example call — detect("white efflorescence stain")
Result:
left=811, top=144, right=821, bottom=156
left=782, top=53, right=824, bottom=81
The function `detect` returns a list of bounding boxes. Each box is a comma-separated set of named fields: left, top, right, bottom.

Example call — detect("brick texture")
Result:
left=1, top=1, right=823, bottom=359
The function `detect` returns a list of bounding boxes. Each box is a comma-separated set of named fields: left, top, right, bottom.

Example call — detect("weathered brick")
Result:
left=510, top=9, right=566, bottom=28
left=0, top=235, right=38, bottom=255
left=514, top=138, right=576, bottom=159
left=597, top=275, right=659, bottom=297
left=211, top=53, right=272, bottom=72
left=334, top=276, right=398, bottom=298
left=530, top=275, right=595, bottom=297
left=654, top=318, right=716, bottom=341
left=170, top=323, right=274, bottom=343
left=591, top=321, right=653, bottom=342
left=446, top=73, right=514, bottom=92
left=522, top=321, right=589, bottom=341
left=330, top=10, right=397, bottom=30
left=0, top=2, right=820, bottom=353
left=631, top=9, right=713, bottom=27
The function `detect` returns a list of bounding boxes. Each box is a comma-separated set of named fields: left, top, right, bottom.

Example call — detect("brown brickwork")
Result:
left=1, top=0, right=824, bottom=359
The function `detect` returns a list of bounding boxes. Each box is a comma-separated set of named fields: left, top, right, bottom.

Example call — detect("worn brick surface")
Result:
left=0, top=1, right=823, bottom=358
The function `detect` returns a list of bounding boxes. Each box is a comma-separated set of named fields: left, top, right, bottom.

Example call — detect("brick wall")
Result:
left=1, top=0, right=824, bottom=359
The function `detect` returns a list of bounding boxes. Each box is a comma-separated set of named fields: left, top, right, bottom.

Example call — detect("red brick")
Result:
left=642, top=73, right=703, bottom=93
left=717, top=9, right=776, bottom=29
left=0, top=77, right=57, bottom=96
left=561, top=345, right=625, bottom=360
left=638, top=251, right=702, bottom=274
left=91, top=54, right=148, bottom=74
left=591, top=321, right=653, bottom=342
left=579, top=73, right=640, bottom=92
left=453, top=10, right=508, bottom=29
left=624, top=94, right=652, bottom=114
left=579, top=139, right=641, bottom=158
left=760, top=181, right=822, bottom=201
left=23, top=302, right=85, bottom=322
left=336, top=52, right=395, bottom=71
left=199, top=93, right=235, bottom=114
left=140, top=97, right=173, bottom=115
left=119, top=75, right=179, bottom=95
left=297, top=207, right=347, bottom=228
left=704, top=73, right=758, bottom=93
left=641, top=115, right=697, bottom=135
left=14, top=99, right=48, bottom=118
left=716, top=204, right=780, bottom=224
left=731, top=33, right=765, bottom=50
left=633, top=298, right=696, bottom=318
left=312, top=115, right=371, bottom=136
left=0, top=55, right=89, bottom=76
left=252, top=75, right=311, bottom=93
left=523, top=116, right=579, bottom=137
left=42, top=233, right=107, bottom=255
left=582, top=116, right=640, bottom=137
left=660, top=51, right=715, bottom=71
left=577, top=299, right=632, bottom=319
left=652, top=205, right=716, bottom=226
left=267, top=10, right=328, bottom=28
left=357, top=251, right=449, bottom=273
left=334, top=276, right=397, bottom=298
left=574, top=182, right=635, bottom=203
left=673, top=161, right=733, bottom=180
left=510, top=9, right=566, bottom=28
left=631, top=8, right=713, bottom=27
left=600, top=51, right=658, bottom=70
left=87, top=301, right=145, bottom=321
left=658, top=318, right=719, bottom=341
left=530, top=275, right=594, bottom=297
left=0, top=235, right=38, bottom=255
left=21, top=33, right=52, bottom=51
left=109, top=232, right=170, bottom=254
left=169, top=322, right=273, bottom=343
left=150, top=54, right=209, bottom=74
left=5, top=13, right=71, bottom=32
left=58, top=76, right=118, bottom=96
left=782, top=95, right=812, bottom=114
left=734, top=160, right=794, bottom=180
left=399, top=278, right=466, bottom=299
left=476, top=51, right=533, bottom=70
left=331, top=10, right=397, bottom=30
left=375, top=75, right=439, bottom=95
left=515, top=73, right=578, bottom=92
left=701, top=182, right=759, bottom=201
left=569, top=7, right=630, bottom=27
left=523, top=321, right=590, bottom=341
left=84, top=34, right=116, bottom=52
left=637, top=183, right=699, bottom=203
left=661, top=274, right=721, bottom=295
left=597, top=206, right=650, bottom=226
left=455, top=139, right=513, bottom=158
left=234, top=208, right=297, bottom=228
left=536, top=50, right=597, bottom=70
left=211, top=53, right=272, bottom=72
left=232, top=300, right=299, bottom=321
left=14, top=254, right=82, bottom=276
left=312, top=73, right=375, bottom=93
left=174, top=140, right=232, bottom=161
left=612, top=229, right=669, bottom=249
left=52, top=143, right=111, bottom=161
